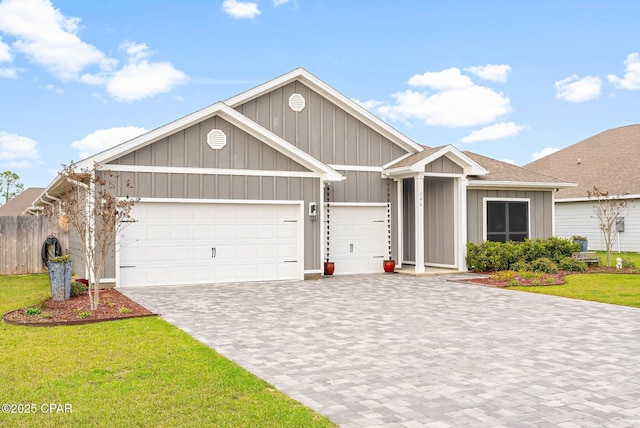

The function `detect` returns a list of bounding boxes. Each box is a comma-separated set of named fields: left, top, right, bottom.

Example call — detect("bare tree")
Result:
left=588, top=186, right=630, bottom=267
left=50, top=162, right=137, bottom=310
left=0, top=170, right=24, bottom=204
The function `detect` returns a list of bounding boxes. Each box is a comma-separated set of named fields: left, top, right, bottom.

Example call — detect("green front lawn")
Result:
left=511, top=273, right=640, bottom=308
left=0, top=274, right=335, bottom=427
left=595, top=251, right=640, bottom=266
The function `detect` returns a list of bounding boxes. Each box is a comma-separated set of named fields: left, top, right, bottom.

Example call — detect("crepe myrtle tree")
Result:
left=50, top=162, right=138, bottom=310
left=0, top=170, right=24, bottom=205
left=588, top=186, right=631, bottom=267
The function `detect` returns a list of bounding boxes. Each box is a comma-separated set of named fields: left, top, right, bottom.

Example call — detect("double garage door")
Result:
left=119, top=202, right=301, bottom=287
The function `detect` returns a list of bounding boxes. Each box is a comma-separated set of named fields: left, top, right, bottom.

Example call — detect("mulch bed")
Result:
left=466, top=266, right=640, bottom=288
left=3, top=289, right=156, bottom=327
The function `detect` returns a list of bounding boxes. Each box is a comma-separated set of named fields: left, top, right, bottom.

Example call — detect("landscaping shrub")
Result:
left=530, top=257, right=558, bottom=274
left=621, top=258, right=637, bottom=269
left=467, top=237, right=578, bottom=271
left=70, top=281, right=87, bottom=297
left=510, top=260, right=531, bottom=272
left=559, top=257, right=587, bottom=272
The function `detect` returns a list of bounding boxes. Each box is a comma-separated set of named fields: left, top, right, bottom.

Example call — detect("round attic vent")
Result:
left=207, top=129, right=226, bottom=150
left=289, top=93, right=305, bottom=112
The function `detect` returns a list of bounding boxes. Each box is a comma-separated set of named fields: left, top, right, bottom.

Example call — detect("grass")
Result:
left=0, top=274, right=336, bottom=427
left=594, top=250, right=640, bottom=266
left=511, top=273, right=640, bottom=308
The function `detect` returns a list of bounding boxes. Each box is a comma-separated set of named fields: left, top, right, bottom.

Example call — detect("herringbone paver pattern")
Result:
left=122, top=274, right=640, bottom=427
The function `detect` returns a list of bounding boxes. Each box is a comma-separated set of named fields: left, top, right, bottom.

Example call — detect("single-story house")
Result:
left=31, top=68, right=572, bottom=287
left=526, top=124, right=640, bottom=252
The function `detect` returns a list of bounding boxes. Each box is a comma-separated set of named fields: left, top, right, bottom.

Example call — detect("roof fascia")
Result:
left=467, top=180, right=577, bottom=190
left=385, top=145, right=488, bottom=176
left=225, top=68, right=424, bottom=154
left=555, top=193, right=640, bottom=202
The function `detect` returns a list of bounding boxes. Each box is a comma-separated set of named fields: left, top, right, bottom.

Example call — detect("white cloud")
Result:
left=0, top=36, right=11, bottom=62
left=554, top=75, right=602, bottom=102
left=500, top=158, right=516, bottom=165
left=608, top=53, right=640, bottom=90
left=460, top=122, right=528, bottom=143
left=531, top=147, right=559, bottom=161
left=466, top=64, right=511, bottom=82
left=0, top=67, right=17, bottom=78
left=0, top=131, right=40, bottom=166
left=42, top=84, right=63, bottom=95
left=378, top=85, right=511, bottom=128
left=103, top=42, right=188, bottom=102
left=223, top=0, right=261, bottom=19
left=70, top=126, right=148, bottom=159
left=407, top=68, right=474, bottom=90
left=354, top=98, right=385, bottom=111
left=0, top=0, right=115, bottom=80
left=273, top=0, right=290, bottom=5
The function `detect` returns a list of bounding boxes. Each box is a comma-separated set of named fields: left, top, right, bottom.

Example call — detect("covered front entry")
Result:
left=118, top=200, right=302, bottom=287
left=328, top=204, right=387, bottom=274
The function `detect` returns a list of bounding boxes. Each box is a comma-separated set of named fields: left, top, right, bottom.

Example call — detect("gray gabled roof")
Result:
left=525, top=124, right=640, bottom=199
left=0, top=187, right=45, bottom=216
left=464, top=151, right=574, bottom=189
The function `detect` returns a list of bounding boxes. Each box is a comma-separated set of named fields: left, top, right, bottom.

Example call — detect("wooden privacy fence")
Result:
left=0, top=216, right=69, bottom=275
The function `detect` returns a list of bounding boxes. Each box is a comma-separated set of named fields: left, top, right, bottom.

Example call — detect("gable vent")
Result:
left=207, top=129, right=226, bottom=150
left=289, top=93, right=305, bottom=112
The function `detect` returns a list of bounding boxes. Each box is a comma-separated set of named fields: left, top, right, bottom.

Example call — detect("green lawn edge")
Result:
left=0, top=274, right=336, bottom=427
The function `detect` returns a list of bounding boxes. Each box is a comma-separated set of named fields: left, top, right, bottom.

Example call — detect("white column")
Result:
left=396, top=178, right=403, bottom=267
left=457, top=177, right=469, bottom=271
left=414, top=176, right=425, bottom=273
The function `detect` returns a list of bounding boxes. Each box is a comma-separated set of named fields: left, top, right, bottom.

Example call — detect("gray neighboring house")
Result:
left=526, top=124, right=640, bottom=252
left=30, top=68, right=572, bottom=287
left=0, top=188, right=45, bottom=216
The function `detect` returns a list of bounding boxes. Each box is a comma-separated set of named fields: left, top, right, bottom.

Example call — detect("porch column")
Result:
left=414, top=176, right=425, bottom=273
left=456, top=177, right=469, bottom=271
left=396, top=178, right=403, bottom=267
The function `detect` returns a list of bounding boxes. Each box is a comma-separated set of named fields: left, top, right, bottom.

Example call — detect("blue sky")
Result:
left=1, top=0, right=640, bottom=189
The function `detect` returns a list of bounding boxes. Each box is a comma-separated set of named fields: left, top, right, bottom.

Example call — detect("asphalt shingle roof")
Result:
left=0, top=187, right=44, bottom=216
left=525, top=124, right=640, bottom=199
left=463, top=151, right=570, bottom=184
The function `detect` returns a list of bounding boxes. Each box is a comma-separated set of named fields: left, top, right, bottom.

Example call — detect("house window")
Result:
left=486, top=200, right=528, bottom=242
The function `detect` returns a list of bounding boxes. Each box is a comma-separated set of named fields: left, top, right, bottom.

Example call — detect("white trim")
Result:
left=383, top=152, right=414, bottom=170
left=328, top=164, right=383, bottom=172
left=328, top=202, right=387, bottom=207
left=556, top=194, right=640, bottom=203
left=384, top=145, right=488, bottom=176
left=101, top=164, right=322, bottom=178
left=116, top=198, right=305, bottom=286
left=304, top=269, right=322, bottom=274
left=224, top=68, right=424, bottom=154
left=414, top=176, right=425, bottom=273
left=457, top=178, right=469, bottom=271
left=425, top=262, right=457, bottom=269
left=419, top=172, right=466, bottom=178
left=396, top=178, right=403, bottom=267
left=468, top=180, right=575, bottom=190
left=75, top=103, right=342, bottom=183
left=100, top=278, right=116, bottom=284
left=482, top=197, right=531, bottom=241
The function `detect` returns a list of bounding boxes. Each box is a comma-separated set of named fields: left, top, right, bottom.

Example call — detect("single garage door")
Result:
left=329, top=205, right=387, bottom=274
left=119, top=202, right=301, bottom=287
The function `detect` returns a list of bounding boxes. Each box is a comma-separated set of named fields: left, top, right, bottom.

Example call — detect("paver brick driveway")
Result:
left=122, top=274, right=640, bottom=427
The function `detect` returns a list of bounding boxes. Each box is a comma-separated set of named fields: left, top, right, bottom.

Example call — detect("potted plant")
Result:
left=572, top=235, right=588, bottom=252
left=47, top=255, right=73, bottom=301
left=324, top=259, right=335, bottom=276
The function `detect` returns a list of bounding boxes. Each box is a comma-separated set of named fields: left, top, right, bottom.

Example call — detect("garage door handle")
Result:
left=350, top=243, right=354, bottom=253
left=212, top=247, right=216, bottom=258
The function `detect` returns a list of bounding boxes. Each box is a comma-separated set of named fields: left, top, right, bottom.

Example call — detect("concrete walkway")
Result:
left=122, top=274, right=640, bottom=427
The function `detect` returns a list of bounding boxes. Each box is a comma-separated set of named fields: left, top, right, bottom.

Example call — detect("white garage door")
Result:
left=329, top=205, right=387, bottom=274
left=118, top=202, right=301, bottom=287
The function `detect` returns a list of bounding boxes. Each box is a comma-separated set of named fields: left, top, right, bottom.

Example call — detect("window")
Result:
left=486, top=200, right=528, bottom=242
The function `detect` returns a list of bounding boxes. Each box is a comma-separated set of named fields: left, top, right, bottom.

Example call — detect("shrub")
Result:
left=621, top=258, right=637, bottom=269
left=531, top=279, right=541, bottom=286
left=509, top=280, right=520, bottom=286
left=519, top=271, right=544, bottom=279
left=119, top=307, right=131, bottom=314
left=70, top=281, right=87, bottom=297
left=491, top=270, right=517, bottom=281
left=530, top=257, right=558, bottom=273
left=25, top=307, right=41, bottom=316
left=77, top=311, right=92, bottom=319
left=510, top=260, right=531, bottom=272
left=559, top=257, right=587, bottom=272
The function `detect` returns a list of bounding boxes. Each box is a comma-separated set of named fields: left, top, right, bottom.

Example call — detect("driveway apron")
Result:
left=121, top=274, right=640, bottom=427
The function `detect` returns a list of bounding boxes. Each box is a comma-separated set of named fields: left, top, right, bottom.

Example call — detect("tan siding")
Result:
left=425, top=157, right=464, bottom=174
left=424, top=178, right=455, bottom=265
left=402, top=178, right=415, bottom=262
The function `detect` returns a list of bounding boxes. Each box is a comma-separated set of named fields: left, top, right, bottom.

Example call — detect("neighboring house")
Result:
left=0, top=187, right=45, bottom=216
left=526, top=124, right=640, bottom=252
left=30, top=68, right=572, bottom=288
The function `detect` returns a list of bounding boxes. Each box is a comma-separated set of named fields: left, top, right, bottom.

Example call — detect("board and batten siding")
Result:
left=424, top=157, right=463, bottom=174
left=424, top=177, right=455, bottom=265
left=466, top=189, right=554, bottom=244
left=234, top=81, right=407, bottom=167
left=555, top=199, right=640, bottom=252
left=97, top=116, right=324, bottom=280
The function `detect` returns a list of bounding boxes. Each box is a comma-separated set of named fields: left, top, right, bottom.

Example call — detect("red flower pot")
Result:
left=323, top=261, right=335, bottom=276
left=383, top=259, right=396, bottom=273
